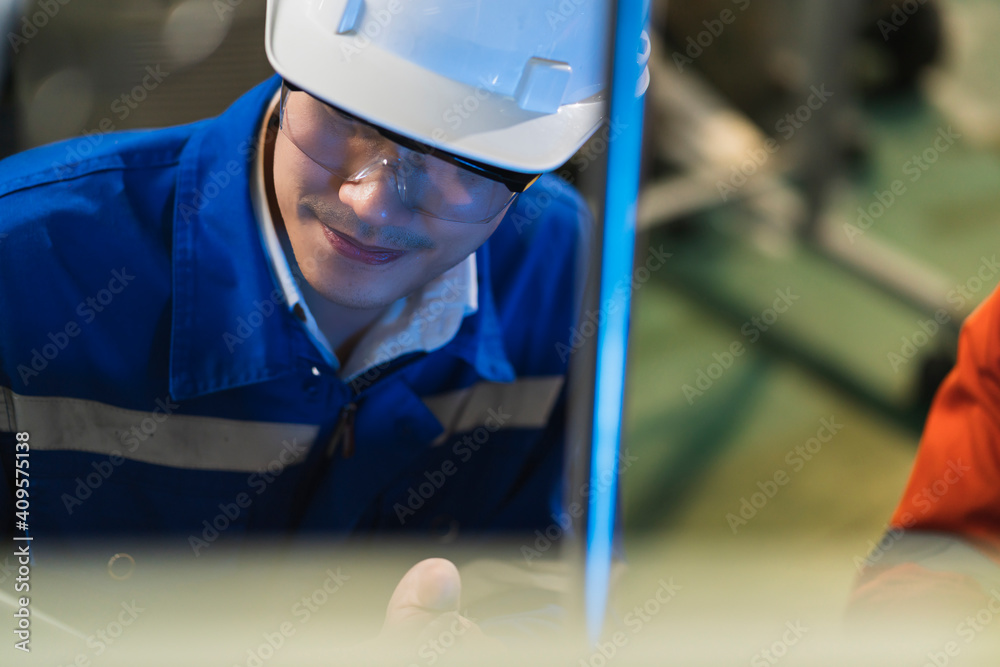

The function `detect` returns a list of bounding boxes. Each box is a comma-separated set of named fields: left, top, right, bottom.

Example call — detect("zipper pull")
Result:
left=325, top=402, right=357, bottom=459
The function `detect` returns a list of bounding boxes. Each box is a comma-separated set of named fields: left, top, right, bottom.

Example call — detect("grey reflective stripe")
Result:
left=860, top=531, right=1000, bottom=592
left=0, top=387, right=15, bottom=432
left=422, top=376, right=564, bottom=443
left=0, top=391, right=316, bottom=472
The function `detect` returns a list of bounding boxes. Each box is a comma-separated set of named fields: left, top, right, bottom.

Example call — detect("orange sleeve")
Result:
left=891, top=284, right=1000, bottom=558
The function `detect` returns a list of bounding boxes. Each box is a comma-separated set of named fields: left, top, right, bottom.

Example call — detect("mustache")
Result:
left=301, top=195, right=435, bottom=251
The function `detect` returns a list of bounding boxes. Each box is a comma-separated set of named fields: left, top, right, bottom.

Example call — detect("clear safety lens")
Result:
left=279, top=85, right=517, bottom=224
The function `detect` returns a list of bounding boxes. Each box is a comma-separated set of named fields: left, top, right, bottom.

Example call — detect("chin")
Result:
left=298, top=256, right=415, bottom=311
left=315, top=285, right=399, bottom=311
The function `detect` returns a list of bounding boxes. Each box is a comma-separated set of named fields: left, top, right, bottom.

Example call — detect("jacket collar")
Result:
left=168, top=76, right=513, bottom=401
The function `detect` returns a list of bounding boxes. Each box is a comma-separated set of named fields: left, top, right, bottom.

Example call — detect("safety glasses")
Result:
left=278, top=82, right=540, bottom=224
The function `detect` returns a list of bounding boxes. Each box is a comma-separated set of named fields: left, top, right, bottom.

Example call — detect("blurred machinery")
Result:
left=0, top=0, right=275, bottom=158
left=0, top=0, right=23, bottom=156
left=640, top=0, right=963, bottom=432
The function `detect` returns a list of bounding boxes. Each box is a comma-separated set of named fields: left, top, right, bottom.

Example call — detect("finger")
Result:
left=383, top=558, right=462, bottom=632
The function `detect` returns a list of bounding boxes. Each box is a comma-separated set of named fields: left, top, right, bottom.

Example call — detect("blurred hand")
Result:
left=379, top=558, right=505, bottom=660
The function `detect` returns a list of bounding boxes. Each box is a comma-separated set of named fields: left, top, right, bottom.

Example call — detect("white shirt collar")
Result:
left=249, top=91, right=478, bottom=382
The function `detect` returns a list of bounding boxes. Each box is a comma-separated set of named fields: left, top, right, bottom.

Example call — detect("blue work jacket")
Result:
left=0, top=76, right=589, bottom=554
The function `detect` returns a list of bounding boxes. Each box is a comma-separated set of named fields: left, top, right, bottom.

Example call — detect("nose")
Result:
left=337, top=163, right=412, bottom=225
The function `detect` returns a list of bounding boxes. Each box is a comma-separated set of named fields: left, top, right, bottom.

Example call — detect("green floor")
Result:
left=622, top=81, right=1000, bottom=553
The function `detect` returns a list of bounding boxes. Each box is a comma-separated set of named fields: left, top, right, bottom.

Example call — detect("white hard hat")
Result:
left=264, top=0, right=609, bottom=174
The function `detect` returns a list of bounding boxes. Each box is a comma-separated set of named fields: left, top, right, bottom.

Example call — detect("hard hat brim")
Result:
left=265, top=1, right=607, bottom=174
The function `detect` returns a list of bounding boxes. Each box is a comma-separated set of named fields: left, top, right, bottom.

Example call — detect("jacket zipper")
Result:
left=288, top=353, right=422, bottom=531
left=325, top=402, right=356, bottom=459
left=287, top=401, right=355, bottom=532
left=328, top=350, right=424, bottom=456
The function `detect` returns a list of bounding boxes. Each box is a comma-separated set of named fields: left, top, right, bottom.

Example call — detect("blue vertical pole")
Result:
left=585, top=0, right=649, bottom=644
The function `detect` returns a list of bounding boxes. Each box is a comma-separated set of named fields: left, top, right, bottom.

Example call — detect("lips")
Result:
left=321, top=225, right=406, bottom=265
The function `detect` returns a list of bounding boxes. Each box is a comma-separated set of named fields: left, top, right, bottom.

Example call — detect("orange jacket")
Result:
left=849, top=285, right=1000, bottom=615
left=890, top=284, right=1000, bottom=558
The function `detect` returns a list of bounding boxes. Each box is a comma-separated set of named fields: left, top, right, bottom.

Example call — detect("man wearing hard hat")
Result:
left=0, top=0, right=609, bottom=644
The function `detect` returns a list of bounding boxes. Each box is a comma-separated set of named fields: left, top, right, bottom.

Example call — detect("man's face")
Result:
left=271, top=91, right=510, bottom=311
